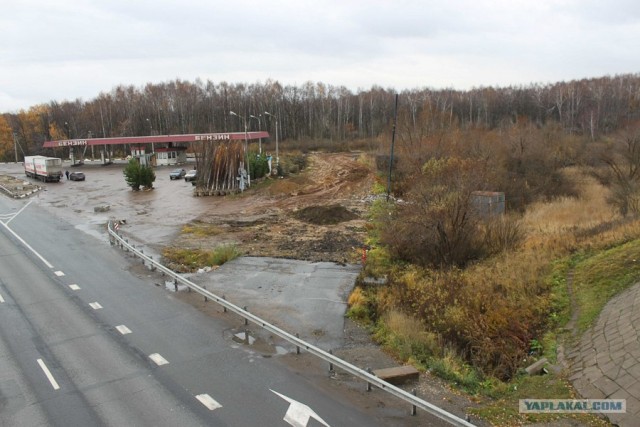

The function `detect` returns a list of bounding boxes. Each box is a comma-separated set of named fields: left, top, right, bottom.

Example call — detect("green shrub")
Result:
left=123, top=158, right=156, bottom=190
left=208, top=244, right=242, bottom=266
left=249, top=152, right=269, bottom=179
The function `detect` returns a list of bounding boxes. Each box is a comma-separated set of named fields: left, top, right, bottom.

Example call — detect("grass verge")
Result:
left=162, top=244, right=242, bottom=272
left=572, top=239, right=640, bottom=333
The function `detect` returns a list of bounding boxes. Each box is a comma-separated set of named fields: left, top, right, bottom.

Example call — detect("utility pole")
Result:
left=386, top=94, right=398, bottom=201
left=12, top=132, right=19, bottom=163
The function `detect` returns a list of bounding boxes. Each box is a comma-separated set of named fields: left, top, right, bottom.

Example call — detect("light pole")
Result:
left=264, top=111, right=279, bottom=167
left=230, top=111, right=250, bottom=186
left=250, top=114, right=262, bottom=154
left=146, top=118, right=155, bottom=153
left=88, top=130, right=94, bottom=161
left=64, top=122, right=74, bottom=164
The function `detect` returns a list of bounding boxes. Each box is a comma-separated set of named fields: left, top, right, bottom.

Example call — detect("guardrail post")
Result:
left=411, top=388, right=417, bottom=415
left=244, top=329, right=250, bottom=344
left=222, top=295, right=227, bottom=312
left=150, top=256, right=155, bottom=271
left=296, top=333, right=300, bottom=354
left=328, top=350, right=334, bottom=373
left=243, top=307, right=249, bottom=325
left=366, top=367, right=373, bottom=392
left=174, top=278, right=178, bottom=292
left=204, top=286, right=207, bottom=301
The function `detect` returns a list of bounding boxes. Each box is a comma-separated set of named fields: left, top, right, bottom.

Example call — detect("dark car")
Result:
left=69, top=172, right=85, bottom=181
left=184, top=169, right=197, bottom=182
left=169, top=168, right=186, bottom=180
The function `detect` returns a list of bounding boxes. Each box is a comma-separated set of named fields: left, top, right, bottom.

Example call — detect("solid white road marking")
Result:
left=271, top=389, right=331, bottom=427
left=196, top=394, right=223, bottom=411
left=69, top=284, right=81, bottom=290
left=115, top=325, right=131, bottom=335
left=0, top=221, right=54, bottom=268
left=149, top=353, right=169, bottom=366
left=37, top=359, right=60, bottom=390
left=0, top=293, right=4, bottom=303
left=54, top=271, right=65, bottom=277
left=89, top=302, right=102, bottom=310
left=5, top=199, right=33, bottom=225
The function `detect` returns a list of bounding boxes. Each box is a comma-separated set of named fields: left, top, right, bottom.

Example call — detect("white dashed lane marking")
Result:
left=54, top=271, right=65, bottom=277
left=69, top=284, right=80, bottom=290
left=89, top=302, right=102, bottom=310
left=196, top=394, right=222, bottom=411
left=115, top=325, right=131, bottom=335
left=149, top=353, right=169, bottom=366
left=37, top=359, right=60, bottom=390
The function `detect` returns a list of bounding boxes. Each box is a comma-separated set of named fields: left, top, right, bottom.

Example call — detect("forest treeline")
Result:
left=1, top=73, right=640, bottom=161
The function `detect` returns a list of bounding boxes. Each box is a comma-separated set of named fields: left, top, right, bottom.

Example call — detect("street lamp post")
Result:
left=250, top=114, right=262, bottom=154
left=88, top=131, right=94, bottom=161
left=146, top=118, right=155, bottom=153
left=64, top=121, right=74, bottom=164
left=230, top=111, right=250, bottom=187
left=264, top=111, right=279, bottom=167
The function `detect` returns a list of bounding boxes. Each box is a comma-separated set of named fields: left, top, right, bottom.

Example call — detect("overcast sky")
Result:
left=2, top=0, right=639, bottom=112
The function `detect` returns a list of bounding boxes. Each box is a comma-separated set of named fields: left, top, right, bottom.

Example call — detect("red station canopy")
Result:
left=43, top=131, right=269, bottom=148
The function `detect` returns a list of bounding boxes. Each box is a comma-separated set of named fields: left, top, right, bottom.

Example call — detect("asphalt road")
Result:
left=0, top=194, right=389, bottom=426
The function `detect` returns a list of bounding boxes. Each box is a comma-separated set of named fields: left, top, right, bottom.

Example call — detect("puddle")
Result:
left=74, top=223, right=109, bottom=243
left=225, top=328, right=289, bottom=357
left=233, top=331, right=256, bottom=345
left=164, top=280, right=188, bottom=292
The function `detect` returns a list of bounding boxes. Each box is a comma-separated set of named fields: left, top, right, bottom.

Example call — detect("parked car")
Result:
left=69, top=172, right=85, bottom=181
left=184, top=169, right=197, bottom=182
left=169, top=168, right=186, bottom=180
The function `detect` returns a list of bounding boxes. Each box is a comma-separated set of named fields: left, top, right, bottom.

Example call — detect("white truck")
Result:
left=24, top=155, right=63, bottom=182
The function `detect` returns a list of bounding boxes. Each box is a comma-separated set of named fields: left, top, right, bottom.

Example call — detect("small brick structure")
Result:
left=373, top=365, right=420, bottom=385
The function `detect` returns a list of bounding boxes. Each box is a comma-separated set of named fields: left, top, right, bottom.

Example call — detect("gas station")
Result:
left=42, top=131, right=269, bottom=167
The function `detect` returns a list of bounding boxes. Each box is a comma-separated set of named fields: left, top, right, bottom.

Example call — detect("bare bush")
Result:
left=481, top=214, right=525, bottom=256
left=380, top=157, right=488, bottom=268
left=600, top=124, right=640, bottom=216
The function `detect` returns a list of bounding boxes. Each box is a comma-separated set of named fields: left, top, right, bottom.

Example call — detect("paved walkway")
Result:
left=568, top=282, right=640, bottom=426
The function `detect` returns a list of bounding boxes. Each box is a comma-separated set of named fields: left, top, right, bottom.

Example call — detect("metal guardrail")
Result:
left=107, top=221, right=475, bottom=426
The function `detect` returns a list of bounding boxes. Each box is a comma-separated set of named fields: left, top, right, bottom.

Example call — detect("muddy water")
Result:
left=2, top=161, right=217, bottom=248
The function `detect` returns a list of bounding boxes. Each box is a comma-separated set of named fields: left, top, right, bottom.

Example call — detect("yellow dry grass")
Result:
left=374, top=166, right=640, bottom=379
left=347, top=286, right=366, bottom=307
left=521, top=168, right=620, bottom=253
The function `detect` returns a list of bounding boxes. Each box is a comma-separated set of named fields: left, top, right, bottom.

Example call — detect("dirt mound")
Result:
left=292, top=204, right=358, bottom=225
